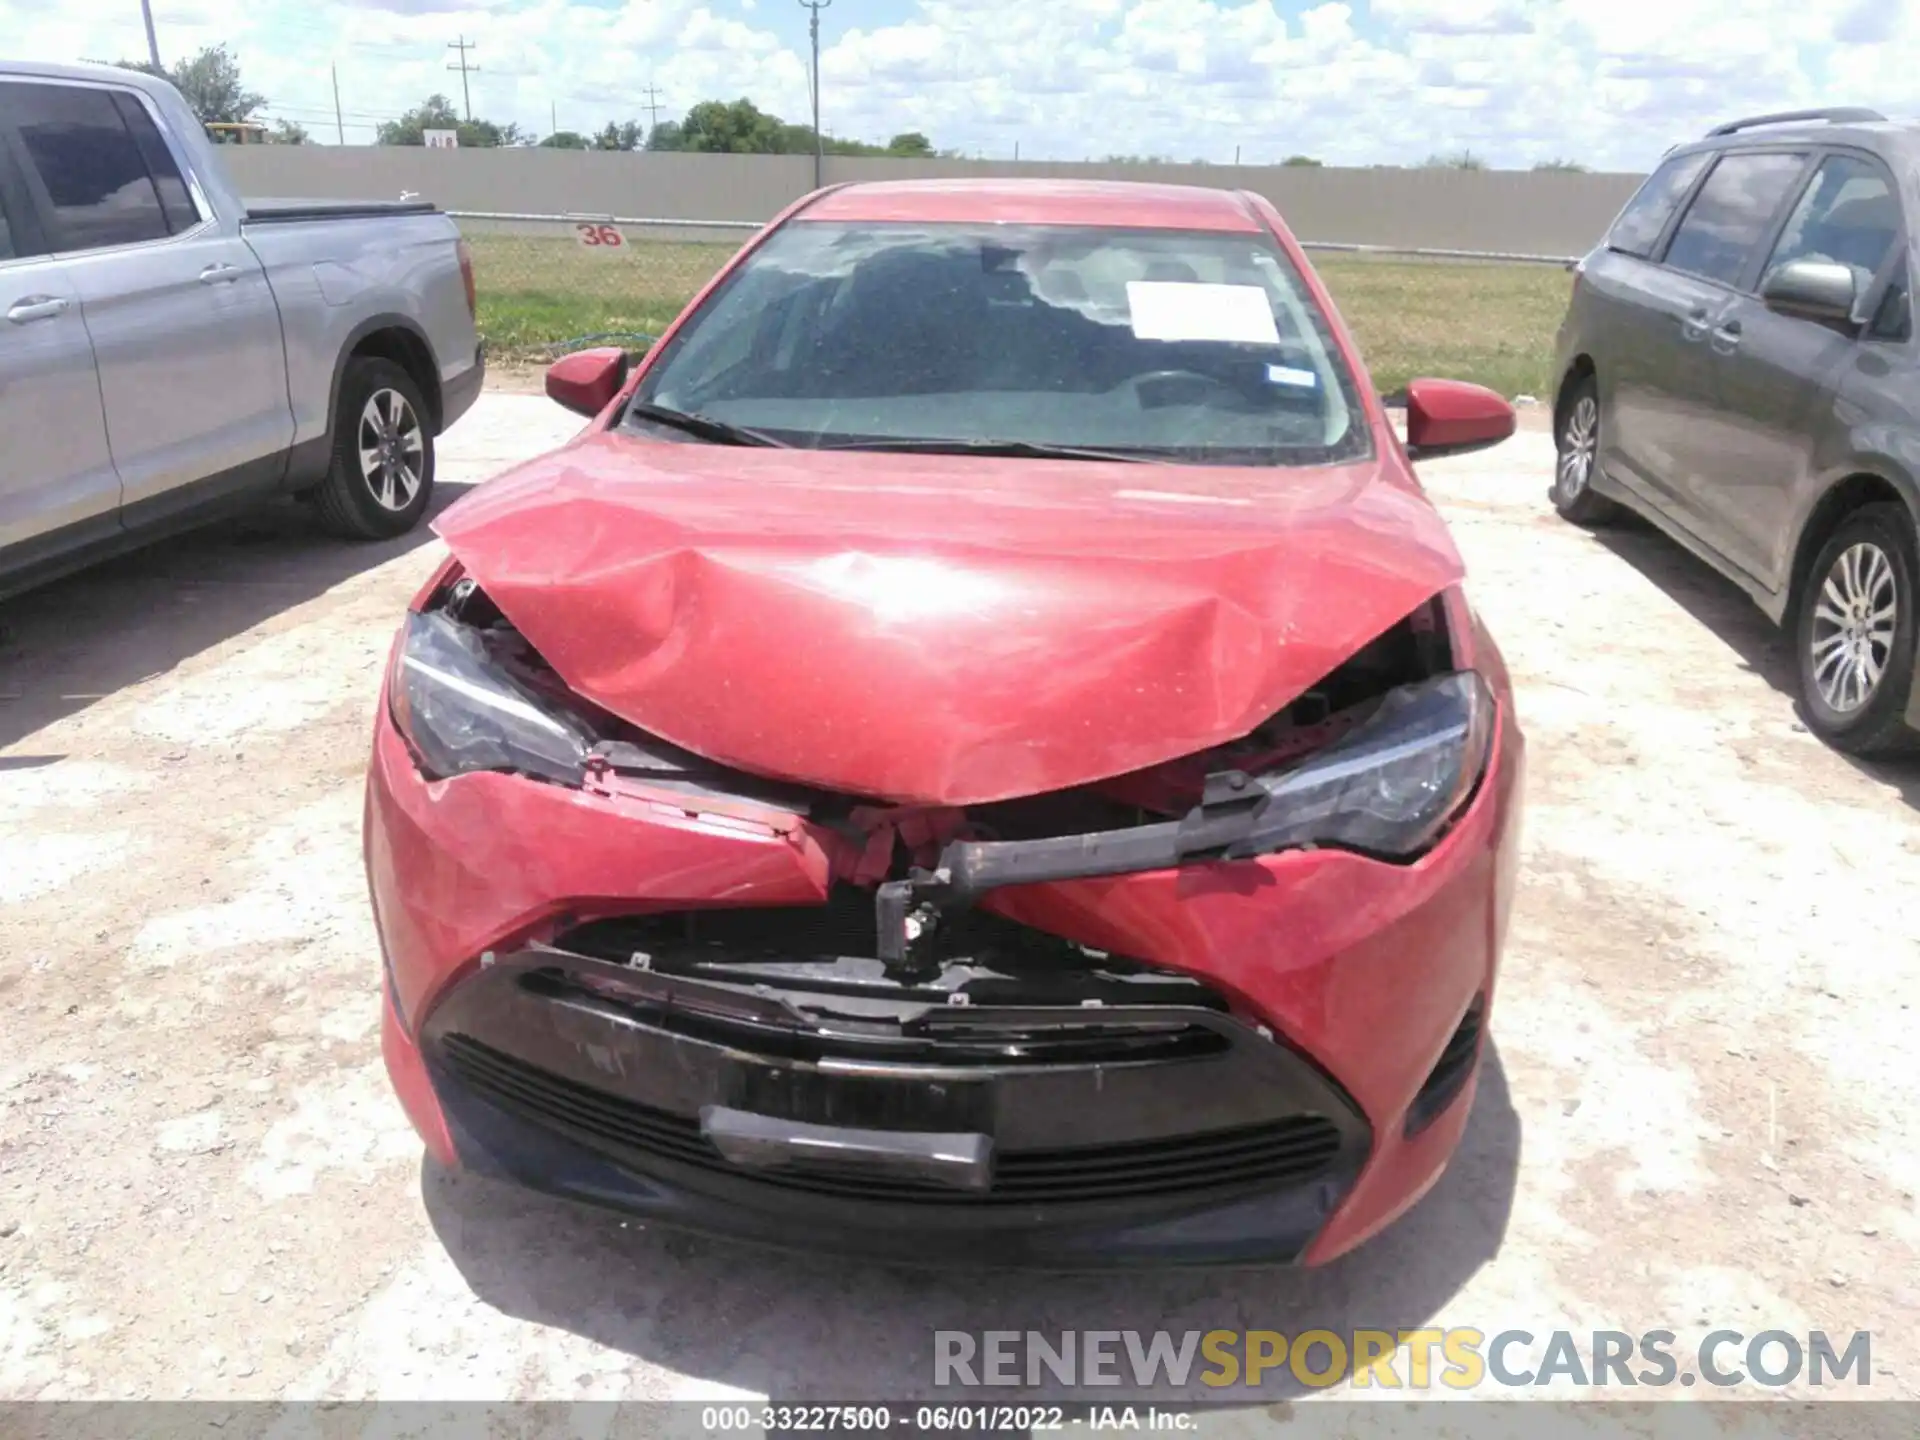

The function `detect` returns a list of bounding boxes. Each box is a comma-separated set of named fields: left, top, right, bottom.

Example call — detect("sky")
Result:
left=5, top=0, right=1913, bottom=171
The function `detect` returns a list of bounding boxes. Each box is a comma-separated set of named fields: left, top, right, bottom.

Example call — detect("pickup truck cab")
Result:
left=0, top=60, right=484, bottom=598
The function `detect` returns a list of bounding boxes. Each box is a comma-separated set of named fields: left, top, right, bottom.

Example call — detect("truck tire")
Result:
left=312, top=357, right=436, bottom=540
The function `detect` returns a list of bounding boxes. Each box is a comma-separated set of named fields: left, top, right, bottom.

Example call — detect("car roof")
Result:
left=1672, top=116, right=1920, bottom=161
left=798, top=178, right=1269, bottom=232
left=0, top=58, right=179, bottom=102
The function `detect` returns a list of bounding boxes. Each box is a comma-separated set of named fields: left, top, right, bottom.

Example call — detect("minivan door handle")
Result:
left=1710, top=318, right=1743, bottom=353
left=198, top=262, right=242, bottom=285
left=6, top=295, right=70, bottom=324
left=1680, top=307, right=1712, bottom=342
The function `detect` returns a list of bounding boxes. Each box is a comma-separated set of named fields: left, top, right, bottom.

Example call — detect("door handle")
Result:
left=1710, top=318, right=1743, bottom=353
left=198, top=262, right=241, bottom=284
left=1680, top=307, right=1711, bottom=342
left=6, top=295, right=70, bottom=324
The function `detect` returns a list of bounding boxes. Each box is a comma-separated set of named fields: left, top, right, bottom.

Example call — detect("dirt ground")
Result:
left=1, top=392, right=1916, bottom=1406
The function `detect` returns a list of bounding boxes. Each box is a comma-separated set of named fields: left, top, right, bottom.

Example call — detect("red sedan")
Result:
left=368, top=180, right=1525, bottom=1267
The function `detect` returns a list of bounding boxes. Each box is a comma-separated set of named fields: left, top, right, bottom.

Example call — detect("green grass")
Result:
left=467, top=232, right=1572, bottom=397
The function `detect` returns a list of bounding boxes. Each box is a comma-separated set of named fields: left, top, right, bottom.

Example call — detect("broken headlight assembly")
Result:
left=389, top=609, right=594, bottom=786
left=1233, top=669, right=1495, bottom=860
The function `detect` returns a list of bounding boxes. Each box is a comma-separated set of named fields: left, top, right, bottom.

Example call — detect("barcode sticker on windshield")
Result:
left=1266, top=364, right=1318, bottom=388
left=1126, top=282, right=1281, bottom=346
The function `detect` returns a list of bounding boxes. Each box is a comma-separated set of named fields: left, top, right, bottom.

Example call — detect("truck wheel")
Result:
left=1795, top=503, right=1919, bottom=756
left=313, top=358, right=435, bottom=540
left=1551, top=376, right=1620, bottom=526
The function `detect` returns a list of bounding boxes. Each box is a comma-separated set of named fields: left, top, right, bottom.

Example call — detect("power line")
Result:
left=446, top=35, right=479, bottom=123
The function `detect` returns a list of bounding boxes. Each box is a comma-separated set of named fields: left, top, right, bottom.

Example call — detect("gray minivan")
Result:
left=1550, top=107, right=1918, bottom=755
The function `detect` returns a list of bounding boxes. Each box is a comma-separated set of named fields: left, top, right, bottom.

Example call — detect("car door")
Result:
left=1648, top=148, right=1814, bottom=557
left=1583, top=148, right=1719, bottom=506
left=0, top=79, right=291, bottom=527
left=1702, top=152, right=1904, bottom=589
left=0, top=100, right=119, bottom=563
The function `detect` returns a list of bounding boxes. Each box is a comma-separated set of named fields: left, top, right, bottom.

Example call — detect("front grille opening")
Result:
left=441, top=1034, right=1345, bottom=1206
left=548, top=896, right=1236, bottom=1067
left=557, top=892, right=1230, bottom=1011
left=1404, top=994, right=1485, bottom=1138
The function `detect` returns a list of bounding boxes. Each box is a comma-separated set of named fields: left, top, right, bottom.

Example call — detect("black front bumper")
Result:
left=421, top=946, right=1371, bottom=1268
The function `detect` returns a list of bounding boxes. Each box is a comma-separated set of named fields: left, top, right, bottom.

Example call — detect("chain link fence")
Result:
left=452, top=211, right=1576, bottom=398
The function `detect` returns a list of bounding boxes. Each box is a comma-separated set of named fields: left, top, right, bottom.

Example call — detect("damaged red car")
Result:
left=367, top=179, right=1525, bottom=1268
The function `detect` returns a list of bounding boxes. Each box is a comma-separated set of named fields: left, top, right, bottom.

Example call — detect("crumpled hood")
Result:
left=433, top=433, right=1464, bottom=805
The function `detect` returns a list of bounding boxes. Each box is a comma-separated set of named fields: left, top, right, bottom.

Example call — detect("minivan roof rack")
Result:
left=1706, top=107, right=1887, bottom=137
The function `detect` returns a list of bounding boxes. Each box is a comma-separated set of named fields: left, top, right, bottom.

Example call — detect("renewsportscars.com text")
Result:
left=933, top=1329, right=1872, bottom=1391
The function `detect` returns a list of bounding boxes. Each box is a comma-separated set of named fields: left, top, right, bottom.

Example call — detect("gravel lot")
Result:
left=2, top=392, right=1916, bottom=1405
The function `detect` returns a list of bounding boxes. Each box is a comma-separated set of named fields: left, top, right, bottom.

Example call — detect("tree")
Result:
left=271, top=118, right=310, bottom=145
left=646, top=121, right=686, bottom=151
left=541, top=130, right=589, bottom=149
left=647, top=98, right=941, bottom=157
left=1422, top=149, right=1488, bottom=170
left=115, top=43, right=264, bottom=127
left=1282, top=154, right=1323, bottom=167
left=377, top=95, right=526, bottom=148
left=1532, top=158, right=1588, bottom=173
left=595, top=120, right=647, bottom=151
left=886, top=132, right=934, bottom=157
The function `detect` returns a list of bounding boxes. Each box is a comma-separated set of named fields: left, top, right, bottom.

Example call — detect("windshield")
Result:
left=628, top=221, right=1369, bottom=466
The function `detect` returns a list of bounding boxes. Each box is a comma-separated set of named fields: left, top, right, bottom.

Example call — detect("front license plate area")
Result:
left=728, top=1061, right=993, bottom=1134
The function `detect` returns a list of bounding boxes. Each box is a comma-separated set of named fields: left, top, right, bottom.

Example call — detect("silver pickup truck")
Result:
left=0, top=60, right=483, bottom=598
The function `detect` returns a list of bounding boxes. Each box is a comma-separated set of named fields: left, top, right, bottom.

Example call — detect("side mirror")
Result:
left=1761, top=259, right=1858, bottom=328
left=545, top=347, right=630, bottom=418
left=1402, top=377, right=1516, bottom=461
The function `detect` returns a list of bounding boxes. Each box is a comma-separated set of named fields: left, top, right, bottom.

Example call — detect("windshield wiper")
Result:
left=820, top=436, right=1159, bottom=463
left=626, top=402, right=788, bottom=448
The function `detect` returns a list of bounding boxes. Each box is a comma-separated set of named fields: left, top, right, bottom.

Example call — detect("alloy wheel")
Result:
left=1808, top=541, right=1898, bottom=714
left=358, top=388, right=425, bottom=512
left=1556, top=395, right=1597, bottom=501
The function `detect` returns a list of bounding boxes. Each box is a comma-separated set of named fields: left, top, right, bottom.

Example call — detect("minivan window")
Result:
left=1607, top=151, right=1710, bottom=258
left=1870, top=259, right=1912, bottom=342
left=1663, top=152, right=1808, bottom=288
left=1762, top=154, right=1898, bottom=296
left=7, top=83, right=174, bottom=251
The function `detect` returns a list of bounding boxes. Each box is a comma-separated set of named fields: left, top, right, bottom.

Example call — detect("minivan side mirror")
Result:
left=1761, top=260, right=1858, bottom=328
left=545, top=347, right=630, bottom=418
left=1402, top=377, right=1516, bottom=461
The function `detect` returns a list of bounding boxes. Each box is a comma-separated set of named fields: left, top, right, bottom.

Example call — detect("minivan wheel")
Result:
left=1796, top=503, right=1919, bottom=755
left=312, top=357, right=436, bottom=541
left=1551, top=378, right=1620, bottom=525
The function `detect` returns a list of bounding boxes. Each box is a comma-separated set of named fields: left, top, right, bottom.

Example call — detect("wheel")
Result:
left=312, top=358, right=435, bottom=540
left=1795, top=503, right=1919, bottom=755
left=1550, top=377, right=1620, bottom=525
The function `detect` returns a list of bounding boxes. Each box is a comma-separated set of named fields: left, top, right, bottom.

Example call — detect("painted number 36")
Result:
left=574, top=223, right=625, bottom=248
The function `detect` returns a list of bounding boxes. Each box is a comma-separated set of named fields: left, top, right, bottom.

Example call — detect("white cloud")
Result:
left=3, top=0, right=1917, bottom=170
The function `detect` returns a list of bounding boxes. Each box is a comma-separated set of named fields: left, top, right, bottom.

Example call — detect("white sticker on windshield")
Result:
left=1126, top=281, right=1281, bottom=346
left=1265, top=364, right=1318, bottom=388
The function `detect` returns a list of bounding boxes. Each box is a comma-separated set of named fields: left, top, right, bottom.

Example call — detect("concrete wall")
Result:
left=217, top=147, right=1645, bottom=257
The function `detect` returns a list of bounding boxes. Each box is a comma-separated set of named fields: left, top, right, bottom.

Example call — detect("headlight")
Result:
left=389, top=610, right=592, bottom=785
left=1234, top=671, right=1494, bottom=859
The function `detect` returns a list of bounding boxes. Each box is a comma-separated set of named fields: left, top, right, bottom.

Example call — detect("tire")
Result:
left=312, top=357, right=435, bottom=541
left=1794, top=502, right=1920, bottom=756
left=1550, top=376, right=1621, bottom=526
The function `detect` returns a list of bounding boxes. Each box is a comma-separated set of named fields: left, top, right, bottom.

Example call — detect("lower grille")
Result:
left=1405, top=994, right=1485, bottom=1137
left=442, top=1034, right=1345, bottom=1207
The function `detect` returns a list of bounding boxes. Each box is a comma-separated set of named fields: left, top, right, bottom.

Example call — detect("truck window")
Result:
left=109, top=91, right=200, bottom=233
left=7, top=82, right=174, bottom=252
left=1662, top=152, right=1808, bottom=288
left=1606, top=151, right=1710, bottom=258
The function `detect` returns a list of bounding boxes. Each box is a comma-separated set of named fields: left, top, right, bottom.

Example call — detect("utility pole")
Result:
left=140, top=0, right=162, bottom=70
left=332, top=64, right=344, bottom=145
left=640, top=81, right=665, bottom=139
left=798, top=0, right=830, bottom=190
left=447, top=36, right=479, bottom=123
left=550, top=99, right=557, bottom=137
